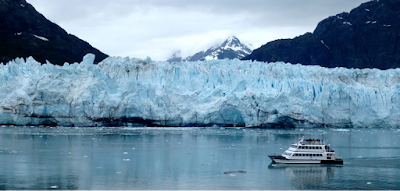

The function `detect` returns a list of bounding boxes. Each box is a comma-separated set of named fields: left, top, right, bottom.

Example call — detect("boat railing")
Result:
left=301, top=141, right=324, bottom=145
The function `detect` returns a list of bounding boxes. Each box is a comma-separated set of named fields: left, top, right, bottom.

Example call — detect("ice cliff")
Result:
left=1, top=54, right=400, bottom=128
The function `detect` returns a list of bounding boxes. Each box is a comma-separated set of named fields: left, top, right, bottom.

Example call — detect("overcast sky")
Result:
left=26, top=0, right=368, bottom=61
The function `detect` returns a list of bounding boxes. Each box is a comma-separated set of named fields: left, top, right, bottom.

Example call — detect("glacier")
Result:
left=1, top=53, right=400, bottom=128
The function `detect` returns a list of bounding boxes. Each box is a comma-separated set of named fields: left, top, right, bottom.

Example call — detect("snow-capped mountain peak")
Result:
left=221, top=36, right=245, bottom=50
left=168, top=36, right=253, bottom=62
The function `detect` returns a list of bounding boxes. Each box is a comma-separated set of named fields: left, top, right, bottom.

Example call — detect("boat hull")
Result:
left=269, top=155, right=343, bottom=164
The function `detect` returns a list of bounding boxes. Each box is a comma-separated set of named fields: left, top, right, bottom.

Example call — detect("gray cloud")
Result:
left=26, top=0, right=369, bottom=60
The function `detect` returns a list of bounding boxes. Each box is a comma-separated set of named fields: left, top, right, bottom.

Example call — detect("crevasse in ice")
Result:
left=1, top=53, right=399, bottom=128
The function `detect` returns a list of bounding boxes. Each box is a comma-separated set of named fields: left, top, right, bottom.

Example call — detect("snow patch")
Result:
left=321, top=40, right=330, bottom=49
left=33, top=34, right=49, bottom=41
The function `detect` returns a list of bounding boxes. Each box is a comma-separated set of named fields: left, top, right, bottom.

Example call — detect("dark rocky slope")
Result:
left=0, top=0, right=108, bottom=65
left=243, top=0, right=400, bottom=69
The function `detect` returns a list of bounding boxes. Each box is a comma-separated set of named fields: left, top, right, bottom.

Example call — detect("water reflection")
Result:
left=0, top=175, right=79, bottom=190
left=0, top=127, right=400, bottom=189
left=268, top=163, right=342, bottom=189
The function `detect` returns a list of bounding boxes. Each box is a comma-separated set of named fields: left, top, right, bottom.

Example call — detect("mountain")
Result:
left=243, top=0, right=400, bottom=70
left=2, top=54, right=400, bottom=128
left=168, top=36, right=253, bottom=62
left=0, top=0, right=108, bottom=65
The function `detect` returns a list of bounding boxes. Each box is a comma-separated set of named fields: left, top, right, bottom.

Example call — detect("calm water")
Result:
left=0, top=126, right=400, bottom=190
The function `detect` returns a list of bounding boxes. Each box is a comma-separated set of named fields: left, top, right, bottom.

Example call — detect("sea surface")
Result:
left=0, top=126, right=399, bottom=190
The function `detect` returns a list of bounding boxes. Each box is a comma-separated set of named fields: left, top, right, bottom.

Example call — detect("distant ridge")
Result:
left=0, top=0, right=108, bottom=65
left=168, top=36, right=253, bottom=62
left=243, top=0, right=400, bottom=69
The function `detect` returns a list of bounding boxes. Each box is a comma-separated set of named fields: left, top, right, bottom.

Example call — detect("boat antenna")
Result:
left=298, top=136, right=304, bottom=144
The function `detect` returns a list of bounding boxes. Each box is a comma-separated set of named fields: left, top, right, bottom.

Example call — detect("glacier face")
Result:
left=1, top=54, right=400, bottom=128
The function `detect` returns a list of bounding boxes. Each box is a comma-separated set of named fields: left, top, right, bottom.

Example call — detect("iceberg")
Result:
left=1, top=53, right=400, bottom=128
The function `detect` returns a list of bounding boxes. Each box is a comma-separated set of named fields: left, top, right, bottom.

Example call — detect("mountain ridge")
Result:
left=0, top=0, right=108, bottom=65
left=243, top=0, right=400, bottom=69
left=168, top=36, right=253, bottom=62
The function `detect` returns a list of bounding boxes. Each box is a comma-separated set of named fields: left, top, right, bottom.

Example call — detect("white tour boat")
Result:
left=268, top=137, right=343, bottom=164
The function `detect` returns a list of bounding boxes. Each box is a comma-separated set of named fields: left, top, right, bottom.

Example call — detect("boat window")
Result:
left=305, top=146, right=308, bottom=149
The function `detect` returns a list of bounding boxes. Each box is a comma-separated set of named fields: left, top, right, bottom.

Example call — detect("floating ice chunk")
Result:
left=333, top=129, right=350, bottom=132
